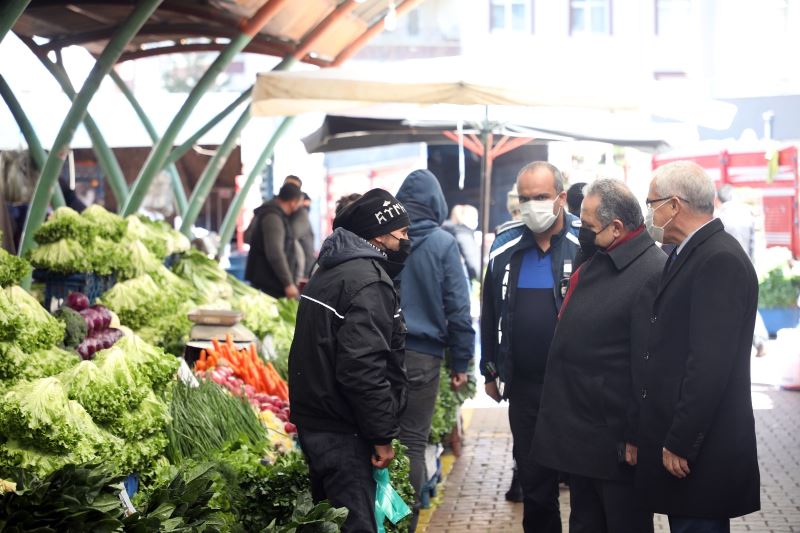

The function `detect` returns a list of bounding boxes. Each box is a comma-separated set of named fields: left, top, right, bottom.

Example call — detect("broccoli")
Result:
left=54, top=307, right=88, bottom=348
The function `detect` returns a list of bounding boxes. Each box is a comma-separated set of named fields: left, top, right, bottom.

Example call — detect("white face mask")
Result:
left=645, top=200, right=674, bottom=242
left=520, top=199, right=561, bottom=234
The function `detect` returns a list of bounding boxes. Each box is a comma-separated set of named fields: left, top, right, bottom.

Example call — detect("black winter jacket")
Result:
left=531, top=229, right=666, bottom=481
left=288, top=228, right=408, bottom=445
left=632, top=219, right=760, bottom=518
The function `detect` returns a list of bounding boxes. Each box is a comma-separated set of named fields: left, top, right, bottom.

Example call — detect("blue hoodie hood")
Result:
left=396, top=169, right=448, bottom=245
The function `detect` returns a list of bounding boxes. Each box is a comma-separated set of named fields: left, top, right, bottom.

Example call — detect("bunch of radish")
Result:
left=65, top=292, right=123, bottom=359
left=204, top=365, right=295, bottom=434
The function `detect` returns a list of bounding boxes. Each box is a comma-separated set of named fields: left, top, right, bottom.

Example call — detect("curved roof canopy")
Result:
left=13, top=0, right=397, bottom=64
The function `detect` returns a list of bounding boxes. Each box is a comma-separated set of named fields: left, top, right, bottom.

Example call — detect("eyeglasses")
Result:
left=645, top=196, right=689, bottom=208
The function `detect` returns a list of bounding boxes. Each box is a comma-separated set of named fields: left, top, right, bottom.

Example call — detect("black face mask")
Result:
left=385, top=237, right=411, bottom=264
left=381, top=237, right=411, bottom=278
left=578, top=225, right=599, bottom=257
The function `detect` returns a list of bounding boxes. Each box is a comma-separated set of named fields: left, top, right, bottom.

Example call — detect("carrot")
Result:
left=211, top=337, right=222, bottom=353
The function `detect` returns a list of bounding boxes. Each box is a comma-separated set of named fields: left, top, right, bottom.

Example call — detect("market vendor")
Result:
left=288, top=188, right=410, bottom=533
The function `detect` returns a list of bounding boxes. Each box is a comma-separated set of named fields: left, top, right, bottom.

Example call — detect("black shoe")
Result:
left=505, top=469, right=523, bottom=502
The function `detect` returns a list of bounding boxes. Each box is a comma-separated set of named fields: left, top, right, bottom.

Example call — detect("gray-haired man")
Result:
left=635, top=161, right=760, bottom=533
left=532, top=179, right=665, bottom=533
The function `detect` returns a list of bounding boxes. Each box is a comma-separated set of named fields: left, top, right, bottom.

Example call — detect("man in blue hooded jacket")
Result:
left=395, top=169, right=475, bottom=532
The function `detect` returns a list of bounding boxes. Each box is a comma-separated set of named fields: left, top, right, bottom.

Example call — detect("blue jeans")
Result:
left=668, top=516, right=730, bottom=533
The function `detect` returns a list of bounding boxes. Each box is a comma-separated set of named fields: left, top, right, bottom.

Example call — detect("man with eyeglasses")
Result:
left=632, top=161, right=761, bottom=533
left=480, top=161, right=580, bottom=533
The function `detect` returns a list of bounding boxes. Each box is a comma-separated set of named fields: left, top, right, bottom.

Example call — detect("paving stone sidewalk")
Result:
left=425, top=387, right=800, bottom=533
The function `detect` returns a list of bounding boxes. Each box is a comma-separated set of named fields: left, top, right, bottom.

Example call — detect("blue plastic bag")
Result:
left=373, top=467, right=411, bottom=533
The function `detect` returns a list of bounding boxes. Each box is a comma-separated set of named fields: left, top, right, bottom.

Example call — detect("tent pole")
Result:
left=216, top=116, right=294, bottom=256
left=18, top=0, right=162, bottom=260
left=163, top=88, right=252, bottom=167
left=109, top=69, right=187, bottom=215
left=122, top=0, right=291, bottom=216
left=0, top=74, right=65, bottom=208
left=17, top=36, right=130, bottom=208
left=0, top=0, right=29, bottom=43
left=178, top=56, right=296, bottom=236
left=179, top=106, right=251, bottom=236
left=479, top=107, right=494, bottom=294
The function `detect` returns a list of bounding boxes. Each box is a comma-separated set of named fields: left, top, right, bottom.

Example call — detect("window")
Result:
left=655, top=0, right=691, bottom=36
left=490, top=0, right=533, bottom=33
left=570, top=0, right=611, bottom=35
left=407, top=9, right=420, bottom=36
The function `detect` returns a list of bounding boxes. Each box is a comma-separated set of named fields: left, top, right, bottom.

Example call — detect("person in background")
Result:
left=634, top=161, right=761, bottom=533
left=289, top=188, right=410, bottom=533
left=442, top=204, right=481, bottom=281
left=716, top=184, right=767, bottom=356
left=533, top=179, right=665, bottom=533
left=394, top=170, right=475, bottom=532
left=567, top=182, right=587, bottom=217
left=481, top=161, right=580, bottom=533
left=281, top=176, right=315, bottom=280
left=491, top=183, right=525, bottom=503
left=336, top=193, right=363, bottom=218
left=245, top=183, right=303, bottom=299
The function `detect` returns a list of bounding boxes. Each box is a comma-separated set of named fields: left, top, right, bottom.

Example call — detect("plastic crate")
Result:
left=33, top=270, right=107, bottom=312
left=163, top=253, right=181, bottom=268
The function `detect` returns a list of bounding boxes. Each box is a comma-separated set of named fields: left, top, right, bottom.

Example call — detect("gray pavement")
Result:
left=427, top=345, right=800, bottom=532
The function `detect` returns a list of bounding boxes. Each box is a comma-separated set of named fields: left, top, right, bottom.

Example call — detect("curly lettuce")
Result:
left=106, top=390, right=170, bottom=440
left=5, top=286, right=65, bottom=352
left=114, top=334, right=179, bottom=391
left=0, top=343, right=78, bottom=383
left=33, top=207, right=97, bottom=245
left=99, top=275, right=170, bottom=329
left=0, top=247, right=31, bottom=288
left=81, top=204, right=126, bottom=242
left=0, top=377, right=102, bottom=452
left=27, top=239, right=91, bottom=274
left=0, top=289, right=22, bottom=342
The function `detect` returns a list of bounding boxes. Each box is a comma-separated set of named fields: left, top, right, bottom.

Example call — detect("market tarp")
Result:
left=251, top=58, right=644, bottom=117
left=301, top=114, right=670, bottom=153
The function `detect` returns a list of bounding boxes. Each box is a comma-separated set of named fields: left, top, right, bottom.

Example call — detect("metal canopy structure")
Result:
left=12, top=0, right=399, bottom=65
left=0, top=0, right=424, bottom=263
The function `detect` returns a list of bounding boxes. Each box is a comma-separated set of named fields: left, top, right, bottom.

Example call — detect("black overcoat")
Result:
left=632, top=218, right=760, bottom=518
left=532, top=229, right=666, bottom=481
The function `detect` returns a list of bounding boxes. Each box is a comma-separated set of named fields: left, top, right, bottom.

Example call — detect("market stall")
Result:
left=0, top=207, right=421, bottom=531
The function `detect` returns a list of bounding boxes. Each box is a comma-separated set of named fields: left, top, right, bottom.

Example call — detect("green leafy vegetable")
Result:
left=33, top=207, right=96, bottom=245
left=27, top=238, right=91, bottom=273
left=262, top=491, right=348, bottom=533
left=5, top=286, right=65, bottom=352
left=0, top=463, right=128, bottom=531
left=0, top=377, right=104, bottom=452
left=0, top=343, right=79, bottom=383
left=82, top=204, right=126, bottom=242
left=172, top=249, right=232, bottom=303
left=113, top=334, right=179, bottom=391
left=0, top=247, right=31, bottom=288
left=55, top=306, right=88, bottom=348
left=166, top=379, right=268, bottom=465
left=100, top=275, right=172, bottom=329
left=106, top=390, right=170, bottom=440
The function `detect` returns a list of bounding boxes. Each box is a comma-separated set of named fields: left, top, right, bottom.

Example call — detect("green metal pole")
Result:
left=122, top=33, right=255, bottom=216
left=0, top=75, right=65, bottom=207
left=180, top=107, right=251, bottom=235
left=33, top=57, right=129, bottom=206
left=18, top=0, right=162, bottom=258
left=109, top=70, right=187, bottom=215
left=163, top=87, right=252, bottom=167
left=216, top=116, right=294, bottom=252
left=0, top=0, right=29, bottom=43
